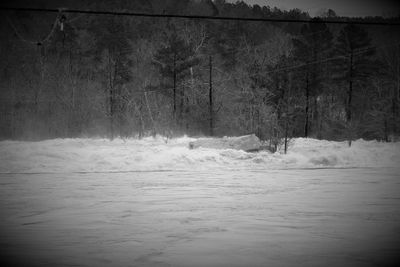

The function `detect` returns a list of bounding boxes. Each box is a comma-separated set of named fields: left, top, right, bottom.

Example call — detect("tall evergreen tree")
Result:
left=92, top=16, right=134, bottom=139
left=153, top=31, right=200, bottom=128
left=292, top=19, right=333, bottom=138
left=332, top=24, right=376, bottom=145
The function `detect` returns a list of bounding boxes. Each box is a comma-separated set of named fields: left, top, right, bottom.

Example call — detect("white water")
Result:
left=0, top=137, right=399, bottom=173
left=1, top=137, right=399, bottom=266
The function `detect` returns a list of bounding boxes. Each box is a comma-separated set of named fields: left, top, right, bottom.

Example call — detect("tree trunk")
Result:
left=108, top=52, right=114, bottom=140
left=144, top=91, right=156, bottom=136
left=393, top=44, right=400, bottom=135
left=256, top=107, right=261, bottom=138
left=304, top=72, right=309, bottom=137
left=347, top=49, right=354, bottom=147
left=284, top=116, right=288, bottom=154
left=209, top=55, right=214, bottom=136
left=347, top=50, right=353, bottom=122
left=314, top=96, right=321, bottom=139
left=284, top=74, right=292, bottom=154
left=384, top=118, right=388, bottom=142
left=185, top=96, right=190, bottom=131
left=180, top=84, right=184, bottom=128
left=173, top=53, right=177, bottom=122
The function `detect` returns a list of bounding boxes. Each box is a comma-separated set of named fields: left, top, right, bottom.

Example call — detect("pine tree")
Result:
left=332, top=24, right=376, bottom=145
left=93, top=16, right=134, bottom=139
left=292, top=19, right=333, bottom=138
left=153, top=31, right=200, bottom=128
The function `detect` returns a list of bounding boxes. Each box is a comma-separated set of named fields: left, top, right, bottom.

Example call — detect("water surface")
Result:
left=1, top=168, right=399, bottom=266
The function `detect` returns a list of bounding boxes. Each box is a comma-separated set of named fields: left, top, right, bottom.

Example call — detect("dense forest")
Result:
left=0, top=0, right=399, bottom=147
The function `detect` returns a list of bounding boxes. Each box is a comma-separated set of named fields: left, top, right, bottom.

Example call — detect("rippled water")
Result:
left=1, top=168, right=399, bottom=266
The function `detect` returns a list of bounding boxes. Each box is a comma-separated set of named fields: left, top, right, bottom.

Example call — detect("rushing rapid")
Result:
left=1, top=136, right=398, bottom=174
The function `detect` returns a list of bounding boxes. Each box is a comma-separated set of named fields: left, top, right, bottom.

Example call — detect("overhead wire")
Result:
left=6, top=11, right=62, bottom=46
left=1, top=6, right=400, bottom=26
left=1, top=4, right=348, bottom=61
left=2, top=5, right=398, bottom=89
left=264, top=42, right=400, bottom=75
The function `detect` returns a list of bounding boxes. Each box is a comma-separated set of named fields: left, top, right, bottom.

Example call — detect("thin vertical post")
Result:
left=173, top=53, right=177, bottom=121
left=209, top=55, right=214, bottom=136
left=347, top=49, right=353, bottom=147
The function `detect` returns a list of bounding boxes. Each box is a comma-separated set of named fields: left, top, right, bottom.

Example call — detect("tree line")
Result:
left=0, top=0, right=399, bottom=147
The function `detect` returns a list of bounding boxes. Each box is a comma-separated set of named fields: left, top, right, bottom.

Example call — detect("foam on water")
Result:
left=0, top=136, right=399, bottom=173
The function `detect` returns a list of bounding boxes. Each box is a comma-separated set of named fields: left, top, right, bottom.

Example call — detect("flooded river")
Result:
left=1, top=168, right=399, bottom=266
